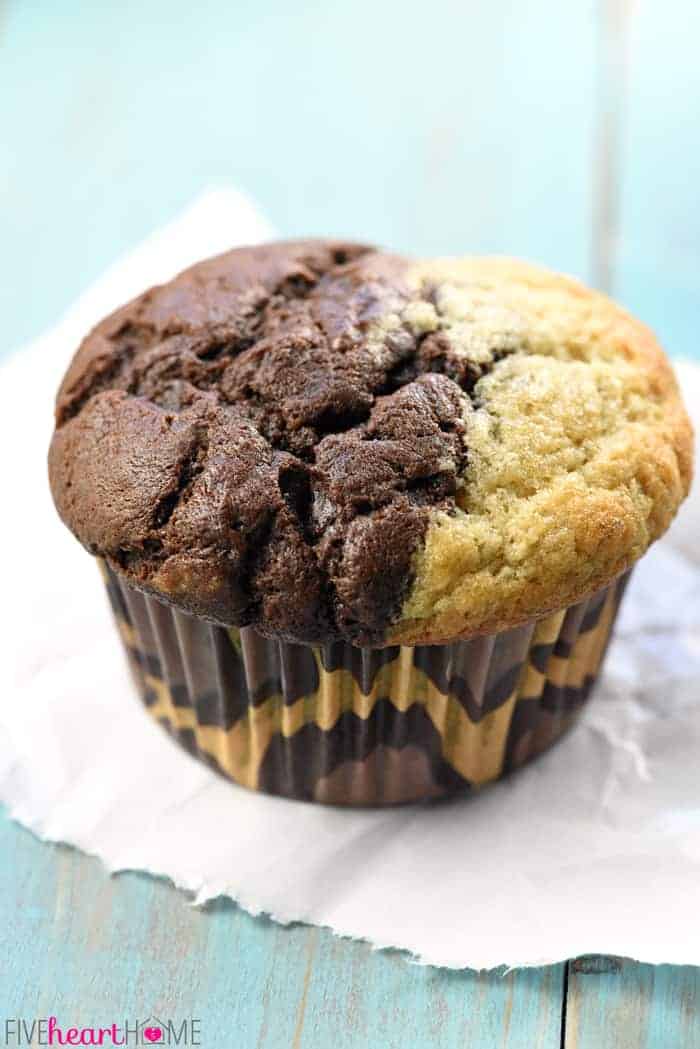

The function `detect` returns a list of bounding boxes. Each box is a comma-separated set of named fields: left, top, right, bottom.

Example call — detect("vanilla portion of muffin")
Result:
left=392, top=259, right=692, bottom=643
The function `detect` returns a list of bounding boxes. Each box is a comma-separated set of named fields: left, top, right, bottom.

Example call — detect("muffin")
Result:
left=48, top=242, right=693, bottom=805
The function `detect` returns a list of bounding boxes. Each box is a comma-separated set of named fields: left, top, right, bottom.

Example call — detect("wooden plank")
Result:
left=0, top=0, right=597, bottom=355
left=613, top=0, right=700, bottom=361
left=564, top=956, right=700, bottom=1048
left=0, top=810, right=566, bottom=1048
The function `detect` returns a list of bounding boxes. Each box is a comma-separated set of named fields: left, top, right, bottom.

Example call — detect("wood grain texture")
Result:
left=564, top=957, right=700, bottom=1048
left=0, top=811, right=566, bottom=1048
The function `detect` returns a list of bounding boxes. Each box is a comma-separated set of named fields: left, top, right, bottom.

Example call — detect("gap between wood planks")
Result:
left=593, top=0, right=632, bottom=294
left=560, top=961, right=569, bottom=1049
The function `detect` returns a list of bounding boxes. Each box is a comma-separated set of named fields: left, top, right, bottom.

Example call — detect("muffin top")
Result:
left=49, top=241, right=693, bottom=646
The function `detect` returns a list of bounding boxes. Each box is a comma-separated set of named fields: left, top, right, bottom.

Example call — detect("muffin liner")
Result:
left=100, top=562, right=631, bottom=806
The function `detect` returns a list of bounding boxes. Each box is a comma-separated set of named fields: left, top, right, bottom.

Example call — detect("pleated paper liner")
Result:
left=100, top=561, right=631, bottom=806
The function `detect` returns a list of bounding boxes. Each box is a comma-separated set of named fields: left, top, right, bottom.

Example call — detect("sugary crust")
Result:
left=392, top=258, right=693, bottom=643
left=48, top=246, right=693, bottom=646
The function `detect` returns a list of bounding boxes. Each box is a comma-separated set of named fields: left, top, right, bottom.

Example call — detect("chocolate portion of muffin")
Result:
left=49, top=242, right=476, bottom=644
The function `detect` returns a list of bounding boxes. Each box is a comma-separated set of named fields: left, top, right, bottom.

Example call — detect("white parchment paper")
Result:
left=1, top=190, right=699, bottom=969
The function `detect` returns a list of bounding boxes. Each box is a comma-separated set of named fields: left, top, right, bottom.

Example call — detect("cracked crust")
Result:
left=48, top=243, right=693, bottom=646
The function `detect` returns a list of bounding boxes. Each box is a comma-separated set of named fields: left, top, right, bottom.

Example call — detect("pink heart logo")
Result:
left=144, top=1029, right=162, bottom=1044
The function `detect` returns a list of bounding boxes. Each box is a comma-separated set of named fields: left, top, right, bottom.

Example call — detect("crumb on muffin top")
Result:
left=48, top=242, right=693, bottom=645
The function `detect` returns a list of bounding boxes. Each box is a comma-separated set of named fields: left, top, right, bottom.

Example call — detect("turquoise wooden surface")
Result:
left=1, top=0, right=699, bottom=1046
left=1, top=816, right=568, bottom=1047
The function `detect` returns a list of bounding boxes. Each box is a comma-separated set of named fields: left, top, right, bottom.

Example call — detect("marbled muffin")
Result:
left=48, top=242, right=693, bottom=804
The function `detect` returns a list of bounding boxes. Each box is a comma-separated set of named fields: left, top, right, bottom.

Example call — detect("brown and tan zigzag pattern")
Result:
left=100, top=562, right=630, bottom=805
